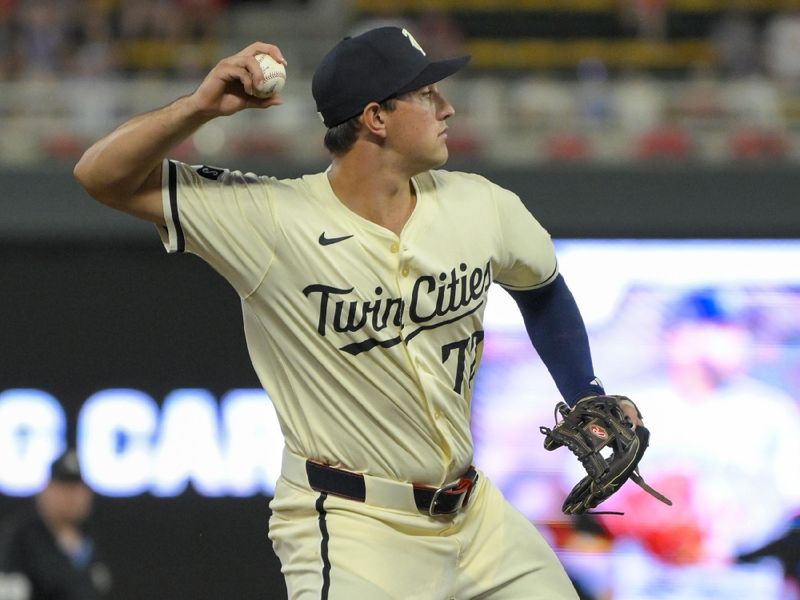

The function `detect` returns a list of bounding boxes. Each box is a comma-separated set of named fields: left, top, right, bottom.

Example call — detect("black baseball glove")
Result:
left=540, top=395, right=672, bottom=515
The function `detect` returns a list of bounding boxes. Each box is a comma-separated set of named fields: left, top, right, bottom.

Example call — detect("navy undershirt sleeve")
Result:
left=506, top=274, right=605, bottom=406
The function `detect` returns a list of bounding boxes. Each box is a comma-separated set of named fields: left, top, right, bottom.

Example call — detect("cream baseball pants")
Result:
left=268, top=451, right=578, bottom=600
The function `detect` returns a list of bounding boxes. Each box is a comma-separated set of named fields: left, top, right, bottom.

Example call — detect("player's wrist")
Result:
left=175, top=94, right=221, bottom=124
left=570, top=378, right=606, bottom=407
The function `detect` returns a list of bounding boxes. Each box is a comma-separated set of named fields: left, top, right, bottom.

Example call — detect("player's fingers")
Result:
left=212, top=57, right=264, bottom=97
left=236, top=42, right=287, bottom=66
left=619, top=402, right=643, bottom=428
left=193, top=52, right=285, bottom=114
left=240, top=56, right=267, bottom=92
left=225, top=54, right=283, bottom=97
left=221, top=62, right=259, bottom=97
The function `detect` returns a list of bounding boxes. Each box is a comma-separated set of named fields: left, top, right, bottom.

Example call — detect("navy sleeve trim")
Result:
left=496, top=263, right=559, bottom=291
left=168, top=160, right=185, bottom=253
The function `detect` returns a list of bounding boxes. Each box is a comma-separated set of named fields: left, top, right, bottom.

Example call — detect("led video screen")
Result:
left=2, top=240, right=799, bottom=600
left=475, top=240, right=800, bottom=600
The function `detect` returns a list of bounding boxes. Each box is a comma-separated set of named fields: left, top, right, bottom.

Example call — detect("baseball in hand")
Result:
left=253, top=53, right=286, bottom=98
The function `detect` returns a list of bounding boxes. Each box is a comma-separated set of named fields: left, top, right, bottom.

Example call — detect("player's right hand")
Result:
left=187, top=43, right=287, bottom=118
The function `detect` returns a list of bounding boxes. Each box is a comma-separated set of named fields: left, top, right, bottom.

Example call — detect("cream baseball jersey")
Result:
left=158, top=160, right=557, bottom=487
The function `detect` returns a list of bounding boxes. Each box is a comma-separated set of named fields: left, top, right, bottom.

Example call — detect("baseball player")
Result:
left=74, top=26, right=640, bottom=600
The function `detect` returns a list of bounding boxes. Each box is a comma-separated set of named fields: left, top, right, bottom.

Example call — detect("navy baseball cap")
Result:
left=49, top=449, right=84, bottom=484
left=312, top=26, right=471, bottom=128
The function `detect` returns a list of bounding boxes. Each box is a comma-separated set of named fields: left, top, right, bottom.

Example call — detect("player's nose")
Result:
left=437, top=93, right=455, bottom=120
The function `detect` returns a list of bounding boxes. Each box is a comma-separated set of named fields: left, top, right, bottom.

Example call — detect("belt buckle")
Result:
left=429, top=480, right=462, bottom=516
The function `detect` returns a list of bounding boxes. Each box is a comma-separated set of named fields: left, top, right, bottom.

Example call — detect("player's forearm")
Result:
left=507, top=274, right=604, bottom=405
left=74, top=95, right=211, bottom=207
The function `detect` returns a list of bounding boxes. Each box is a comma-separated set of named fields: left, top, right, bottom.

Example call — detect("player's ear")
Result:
left=361, top=102, right=388, bottom=138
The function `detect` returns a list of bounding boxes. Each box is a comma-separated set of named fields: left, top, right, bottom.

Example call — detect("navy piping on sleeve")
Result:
left=168, top=160, right=185, bottom=253
left=496, top=262, right=559, bottom=291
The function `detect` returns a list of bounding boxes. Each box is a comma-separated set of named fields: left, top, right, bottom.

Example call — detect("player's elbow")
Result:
left=74, top=155, right=165, bottom=225
left=73, top=154, right=129, bottom=209
left=74, top=155, right=107, bottom=202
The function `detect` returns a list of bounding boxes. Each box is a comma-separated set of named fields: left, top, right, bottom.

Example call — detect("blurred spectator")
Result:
left=67, top=0, right=117, bottom=77
left=177, top=0, right=226, bottom=42
left=602, top=290, right=800, bottom=565
left=764, top=9, right=800, bottom=89
left=8, top=0, right=73, bottom=79
left=118, top=0, right=182, bottom=75
left=119, top=0, right=181, bottom=42
left=724, top=74, right=784, bottom=129
left=349, top=11, right=415, bottom=38
left=710, top=7, right=761, bottom=79
left=509, top=74, right=575, bottom=131
left=575, top=57, right=615, bottom=128
left=413, top=10, right=466, bottom=62
left=0, top=0, right=17, bottom=78
left=618, top=0, right=667, bottom=40
left=60, top=1, right=120, bottom=147
left=672, top=62, right=727, bottom=123
left=614, top=69, right=664, bottom=135
left=0, top=449, right=112, bottom=600
left=725, top=74, right=791, bottom=161
left=174, top=0, right=226, bottom=77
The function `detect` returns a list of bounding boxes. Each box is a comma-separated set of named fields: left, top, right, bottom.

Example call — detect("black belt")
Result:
left=305, top=460, right=479, bottom=516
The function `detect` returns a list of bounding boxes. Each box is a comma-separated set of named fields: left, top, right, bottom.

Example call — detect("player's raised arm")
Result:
left=73, top=43, right=287, bottom=225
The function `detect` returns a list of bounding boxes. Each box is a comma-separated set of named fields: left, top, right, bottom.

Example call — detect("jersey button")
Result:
left=401, top=266, right=410, bottom=277
left=390, top=242, right=400, bottom=253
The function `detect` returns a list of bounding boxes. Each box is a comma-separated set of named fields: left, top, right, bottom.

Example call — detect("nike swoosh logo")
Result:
left=318, top=232, right=353, bottom=246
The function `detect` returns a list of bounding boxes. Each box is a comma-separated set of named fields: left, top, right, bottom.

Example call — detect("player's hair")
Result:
left=324, top=98, right=397, bottom=156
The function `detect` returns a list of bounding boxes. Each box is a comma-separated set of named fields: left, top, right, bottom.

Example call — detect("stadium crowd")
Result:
left=0, top=0, right=799, bottom=164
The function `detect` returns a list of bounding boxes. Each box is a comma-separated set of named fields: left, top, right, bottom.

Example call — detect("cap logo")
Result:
left=402, top=28, right=426, bottom=56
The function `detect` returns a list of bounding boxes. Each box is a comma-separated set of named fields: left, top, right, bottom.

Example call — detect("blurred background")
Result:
left=1, top=1, right=800, bottom=599
left=5, top=0, right=800, bottom=170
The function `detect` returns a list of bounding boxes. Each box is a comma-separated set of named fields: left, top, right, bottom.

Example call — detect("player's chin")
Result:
left=430, top=145, right=450, bottom=168
left=411, top=144, right=449, bottom=173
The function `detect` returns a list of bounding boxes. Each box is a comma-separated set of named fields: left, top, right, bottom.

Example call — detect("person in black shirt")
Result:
left=0, top=449, right=111, bottom=600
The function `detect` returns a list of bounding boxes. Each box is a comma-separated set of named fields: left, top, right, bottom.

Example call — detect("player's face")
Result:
left=385, top=84, right=455, bottom=172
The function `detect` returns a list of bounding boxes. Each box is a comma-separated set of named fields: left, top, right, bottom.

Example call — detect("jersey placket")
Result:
left=393, top=193, right=457, bottom=475
left=316, top=171, right=458, bottom=479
